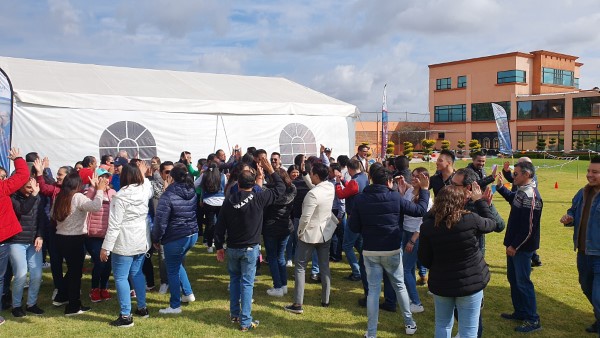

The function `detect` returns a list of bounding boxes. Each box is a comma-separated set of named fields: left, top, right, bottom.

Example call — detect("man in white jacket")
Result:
left=284, top=162, right=334, bottom=314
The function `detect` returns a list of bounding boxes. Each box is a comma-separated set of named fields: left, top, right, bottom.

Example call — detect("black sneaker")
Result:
left=321, top=302, right=329, bottom=307
left=358, top=297, right=367, bottom=308
left=11, top=307, right=26, bottom=318
left=379, top=303, right=397, bottom=312
left=134, top=307, right=149, bottom=318
left=585, top=321, right=598, bottom=333
left=284, top=304, right=303, bottom=314
left=531, top=260, right=543, bottom=267
left=515, top=320, right=542, bottom=333
left=65, top=306, right=91, bottom=316
left=310, top=274, right=321, bottom=283
left=110, top=315, right=134, bottom=327
left=345, top=274, right=361, bottom=282
left=26, top=304, right=44, bottom=315
left=230, top=315, right=240, bottom=323
left=500, top=312, right=525, bottom=321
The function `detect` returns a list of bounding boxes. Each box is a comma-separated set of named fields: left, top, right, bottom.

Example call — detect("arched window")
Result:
left=482, top=137, right=490, bottom=149
left=493, top=138, right=499, bottom=149
left=279, top=123, right=317, bottom=168
left=99, top=121, right=157, bottom=160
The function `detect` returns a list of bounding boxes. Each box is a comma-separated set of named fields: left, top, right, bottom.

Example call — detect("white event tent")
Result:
left=0, top=56, right=359, bottom=171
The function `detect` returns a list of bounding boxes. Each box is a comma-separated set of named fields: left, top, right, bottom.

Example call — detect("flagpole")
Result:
left=381, top=84, right=388, bottom=159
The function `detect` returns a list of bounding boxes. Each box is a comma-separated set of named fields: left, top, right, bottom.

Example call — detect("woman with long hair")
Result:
left=100, top=162, right=153, bottom=327
left=200, top=162, right=226, bottom=252
left=418, top=184, right=497, bottom=338
left=263, top=168, right=297, bottom=297
left=401, top=167, right=433, bottom=314
left=52, top=171, right=106, bottom=316
left=152, top=163, right=199, bottom=314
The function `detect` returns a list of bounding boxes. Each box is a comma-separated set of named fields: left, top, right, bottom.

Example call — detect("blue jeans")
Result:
left=227, top=245, right=259, bottom=328
left=9, top=244, right=42, bottom=307
left=85, top=237, right=111, bottom=289
left=112, top=253, right=147, bottom=316
left=507, top=251, right=539, bottom=322
left=402, top=230, right=421, bottom=306
left=264, top=235, right=289, bottom=289
left=364, top=252, right=414, bottom=337
left=203, top=204, right=220, bottom=247
left=577, top=253, right=600, bottom=332
left=434, top=290, right=483, bottom=338
left=329, top=212, right=345, bottom=260
left=343, top=221, right=362, bottom=277
left=0, top=244, right=10, bottom=302
left=163, top=234, right=198, bottom=309
left=286, top=218, right=300, bottom=262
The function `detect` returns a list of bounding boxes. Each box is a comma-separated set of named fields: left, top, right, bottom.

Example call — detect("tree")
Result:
left=441, top=140, right=451, bottom=151
left=548, top=137, right=557, bottom=151
left=575, top=139, right=584, bottom=150
left=469, top=139, right=481, bottom=156
left=397, top=125, right=428, bottom=150
left=536, top=138, right=546, bottom=151
left=403, top=141, right=414, bottom=159
left=421, top=139, right=436, bottom=161
left=583, top=138, right=592, bottom=149
left=386, top=141, right=395, bottom=158
left=457, top=140, right=466, bottom=156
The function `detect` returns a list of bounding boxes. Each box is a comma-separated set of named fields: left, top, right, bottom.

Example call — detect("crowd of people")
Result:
left=0, top=143, right=598, bottom=337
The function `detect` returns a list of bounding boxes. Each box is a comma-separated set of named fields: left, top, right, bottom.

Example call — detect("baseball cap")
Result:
left=96, top=168, right=112, bottom=177
left=324, top=147, right=332, bottom=153
left=114, top=157, right=128, bottom=167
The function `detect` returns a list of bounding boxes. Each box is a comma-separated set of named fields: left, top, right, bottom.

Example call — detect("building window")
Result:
left=457, top=76, right=467, bottom=88
left=472, top=132, right=500, bottom=151
left=497, top=70, right=526, bottom=84
left=542, top=67, right=575, bottom=87
left=573, top=96, right=600, bottom=118
left=434, top=104, right=466, bottom=122
left=471, top=101, right=511, bottom=121
left=575, top=78, right=579, bottom=88
left=517, top=99, right=565, bottom=119
left=572, top=130, right=600, bottom=151
left=437, top=132, right=445, bottom=139
left=517, top=131, right=563, bottom=151
left=436, top=78, right=451, bottom=90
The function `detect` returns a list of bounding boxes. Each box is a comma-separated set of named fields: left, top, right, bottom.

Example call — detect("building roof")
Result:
left=0, top=56, right=358, bottom=117
left=428, top=50, right=580, bottom=69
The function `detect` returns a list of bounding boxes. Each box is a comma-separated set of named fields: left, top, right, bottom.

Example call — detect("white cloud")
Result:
left=48, top=0, right=81, bottom=36
left=192, top=50, right=247, bottom=74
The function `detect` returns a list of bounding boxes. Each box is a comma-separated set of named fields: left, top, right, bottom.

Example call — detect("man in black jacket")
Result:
left=214, top=157, right=285, bottom=332
left=467, top=152, right=497, bottom=188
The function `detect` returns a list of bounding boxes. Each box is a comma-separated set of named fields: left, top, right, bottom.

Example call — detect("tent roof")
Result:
left=0, top=56, right=358, bottom=117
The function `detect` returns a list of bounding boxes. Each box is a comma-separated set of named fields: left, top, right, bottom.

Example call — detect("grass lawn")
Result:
left=0, top=157, right=594, bottom=337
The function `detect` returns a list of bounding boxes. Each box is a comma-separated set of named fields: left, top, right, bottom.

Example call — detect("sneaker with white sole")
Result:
left=266, top=288, right=284, bottom=297
left=181, top=294, right=195, bottom=303
left=207, top=247, right=214, bottom=253
left=158, top=306, right=182, bottom=314
left=405, top=323, right=417, bottom=335
left=282, top=285, right=288, bottom=294
left=410, top=303, right=424, bottom=313
left=286, top=260, right=293, bottom=267
left=42, top=262, right=51, bottom=269
left=158, top=283, right=168, bottom=294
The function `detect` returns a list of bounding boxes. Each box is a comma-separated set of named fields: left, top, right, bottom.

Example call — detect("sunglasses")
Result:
left=164, top=170, right=171, bottom=174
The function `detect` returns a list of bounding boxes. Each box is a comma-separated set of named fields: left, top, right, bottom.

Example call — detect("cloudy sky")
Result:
left=2, top=0, right=600, bottom=121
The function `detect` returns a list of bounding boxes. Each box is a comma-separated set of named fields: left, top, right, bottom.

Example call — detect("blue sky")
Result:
left=2, top=0, right=600, bottom=121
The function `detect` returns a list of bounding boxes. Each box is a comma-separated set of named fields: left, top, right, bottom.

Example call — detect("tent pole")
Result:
left=220, top=115, right=231, bottom=155
left=213, top=114, right=219, bottom=153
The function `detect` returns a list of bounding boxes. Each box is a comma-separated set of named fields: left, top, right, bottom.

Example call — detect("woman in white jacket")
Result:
left=100, top=162, right=153, bottom=327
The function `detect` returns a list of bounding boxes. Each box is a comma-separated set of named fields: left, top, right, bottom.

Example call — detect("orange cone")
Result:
left=555, top=181, right=558, bottom=189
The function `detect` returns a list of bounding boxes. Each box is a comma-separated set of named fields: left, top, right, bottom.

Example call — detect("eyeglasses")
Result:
left=164, top=170, right=171, bottom=174
left=450, top=181, right=463, bottom=187
left=271, top=158, right=278, bottom=162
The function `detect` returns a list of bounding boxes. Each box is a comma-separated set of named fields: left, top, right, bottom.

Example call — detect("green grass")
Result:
left=1, top=158, right=593, bottom=337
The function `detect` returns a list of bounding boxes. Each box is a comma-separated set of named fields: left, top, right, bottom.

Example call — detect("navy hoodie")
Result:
left=152, top=182, right=198, bottom=245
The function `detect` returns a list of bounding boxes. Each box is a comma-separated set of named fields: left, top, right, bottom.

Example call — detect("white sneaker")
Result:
left=181, top=293, right=195, bottom=303
left=266, top=288, right=284, bottom=297
left=410, top=303, right=424, bottom=313
left=207, top=247, right=214, bottom=253
left=405, top=323, right=417, bottom=335
left=453, top=334, right=461, bottom=338
left=427, top=290, right=433, bottom=296
left=364, top=333, right=375, bottom=338
left=42, top=262, right=51, bottom=269
left=158, top=306, right=182, bottom=314
left=286, top=260, right=293, bottom=267
left=158, top=283, right=168, bottom=294
left=282, top=285, right=288, bottom=294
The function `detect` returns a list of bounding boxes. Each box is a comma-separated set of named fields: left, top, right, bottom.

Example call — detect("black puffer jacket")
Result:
left=291, top=178, right=309, bottom=219
left=418, top=200, right=497, bottom=297
left=152, top=182, right=198, bottom=245
left=263, top=184, right=297, bottom=239
left=9, top=192, right=41, bottom=244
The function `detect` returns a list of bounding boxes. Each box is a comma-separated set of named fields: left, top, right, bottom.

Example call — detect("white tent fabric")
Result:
left=0, top=57, right=358, bottom=171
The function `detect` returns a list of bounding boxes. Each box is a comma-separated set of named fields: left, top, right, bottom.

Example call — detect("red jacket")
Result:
left=0, top=158, right=29, bottom=242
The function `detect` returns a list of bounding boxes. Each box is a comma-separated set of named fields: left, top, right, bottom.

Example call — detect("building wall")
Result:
left=428, top=50, right=592, bottom=152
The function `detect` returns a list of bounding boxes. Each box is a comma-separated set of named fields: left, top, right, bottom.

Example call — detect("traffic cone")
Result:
left=555, top=181, right=558, bottom=189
